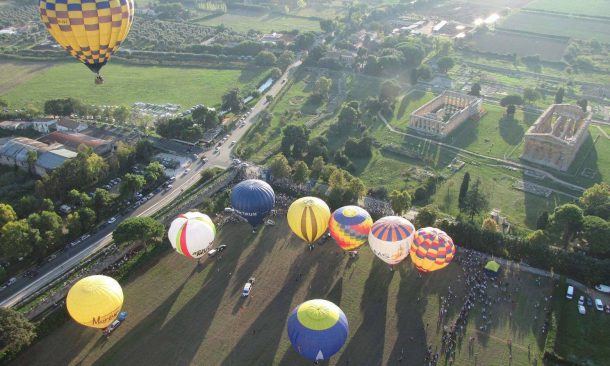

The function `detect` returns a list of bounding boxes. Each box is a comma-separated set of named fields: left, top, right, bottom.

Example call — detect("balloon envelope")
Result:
left=230, top=179, right=275, bottom=228
left=410, top=227, right=456, bottom=272
left=368, top=216, right=415, bottom=265
left=329, top=206, right=373, bottom=250
left=168, top=212, right=216, bottom=258
left=287, top=299, right=348, bottom=362
left=66, top=275, right=123, bottom=329
left=39, top=0, right=135, bottom=74
left=287, top=197, right=331, bottom=243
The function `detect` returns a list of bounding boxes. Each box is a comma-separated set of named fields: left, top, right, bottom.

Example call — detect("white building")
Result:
left=29, top=118, right=58, bottom=133
left=56, top=117, right=88, bottom=133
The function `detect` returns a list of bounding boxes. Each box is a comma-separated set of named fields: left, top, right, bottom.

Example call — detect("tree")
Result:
left=66, top=212, right=82, bottom=237
left=437, top=56, right=455, bottom=73
left=0, top=308, right=36, bottom=354
left=536, top=211, right=550, bottom=230
left=314, top=77, right=332, bottom=99
left=221, top=88, right=244, bottom=113
left=135, top=139, right=155, bottom=163
left=277, top=50, right=295, bottom=70
left=463, top=179, right=488, bottom=221
left=468, top=83, right=481, bottom=97
left=113, top=217, right=164, bottom=246
left=380, top=80, right=400, bottom=102
left=78, top=207, right=97, bottom=232
left=577, top=98, right=588, bottom=112
left=120, top=173, right=146, bottom=198
left=113, top=105, right=130, bottom=124
left=92, top=188, right=112, bottom=217
left=67, top=189, right=90, bottom=208
left=550, top=203, right=584, bottom=244
left=481, top=217, right=499, bottom=232
left=26, top=150, right=37, bottom=175
left=415, top=65, right=432, bottom=81
left=295, top=32, right=316, bottom=50
left=0, top=203, right=17, bottom=229
left=554, top=87, right=565, bottom=104
left=458, top=172, right=470, bottom=211
left=389, top=190, right=412, bottom=215
left=43, top=98, right=82, bottom=117
left=192, top=106, right=220, bottom=129
left=310, top=156, right=325, bottom=180
left=292, top=160, right=310, bottom=184
left=581, top=216, right=610, bottom=256
left=268, top=154, right=292, bottom=180
left=415, top=205, right=438, bottom=227
left=27, top=211, right=62, bottom=240
left=523, top=88, right=540, bottom=103
left=265, top=95, right=274, bottom=104
left=255, top=50, right=277, bottom=66
left=337, top=105, right=359, bottom=131
left=145, top=161, right=165, bottom=185
left=0, top=220, right=37, bottom=259
left=500, top=95, right=523, bottom=107
left=579, top=182, right=609, bottom=217
left=281, top=125, right=309, bottom=159
left=506, top=104, right=516, bottom=117
left=320, top=19, right=337, bottom=33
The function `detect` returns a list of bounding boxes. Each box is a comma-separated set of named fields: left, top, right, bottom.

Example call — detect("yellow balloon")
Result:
left=287, top=197, right=331, bottom=243
left=66, top=275, right=124, bottom=329
left=39, top=0, right=135, bottom=77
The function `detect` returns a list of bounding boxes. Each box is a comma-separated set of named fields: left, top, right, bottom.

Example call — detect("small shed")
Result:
left=484, top=260, right=500, bottom=277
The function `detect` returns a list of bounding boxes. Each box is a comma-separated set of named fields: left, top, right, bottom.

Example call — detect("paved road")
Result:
left=0, top=60, right=302, bottom=309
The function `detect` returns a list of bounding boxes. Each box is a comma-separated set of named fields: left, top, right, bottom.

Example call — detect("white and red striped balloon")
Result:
left=168, top=212, right=216, bottom=259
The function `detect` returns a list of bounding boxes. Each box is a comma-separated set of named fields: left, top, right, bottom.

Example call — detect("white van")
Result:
left=566, top=285, right=574, bottom=300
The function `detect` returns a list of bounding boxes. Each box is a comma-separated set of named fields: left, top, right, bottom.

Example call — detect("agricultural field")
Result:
left=14, top=219, right=556, bottom=366
left=499, top=11, right=610, bottom=42
left=465, top=31, right=569, bottom=61
left=0, top=62, right=270, bottom=109
left=525, top=0, right=610, bottom=17
left=0, top=61, right=52, bottom=95
left=196, top=9, right=321, bottom=33
left=415, top=0, right=532, bottom=24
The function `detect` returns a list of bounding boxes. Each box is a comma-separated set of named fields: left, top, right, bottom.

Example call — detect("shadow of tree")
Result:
left=499, top=116, right=525, bottom=146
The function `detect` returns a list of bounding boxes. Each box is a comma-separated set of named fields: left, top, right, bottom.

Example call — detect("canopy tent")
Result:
left=484, top=260, right=500, bottom=276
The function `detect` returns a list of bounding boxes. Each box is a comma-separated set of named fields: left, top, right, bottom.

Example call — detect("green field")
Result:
left=1, top=62, right=269, bottom=109
left=526, top=0, right=610, bottom=17
left=197, top=10, right=321, bottom=33
left=14, top=219, right=556, bottom=366
left=0, top=61, right=52, bottom=95
left=500, top=11, right=610, bottom=42
left=566, top=125, right=610, bottom=186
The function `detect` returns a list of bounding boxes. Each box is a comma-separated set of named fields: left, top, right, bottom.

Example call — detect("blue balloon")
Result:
left=287, top=299, right=349, bottom=363
left=230, top=179, right=275, bottom=228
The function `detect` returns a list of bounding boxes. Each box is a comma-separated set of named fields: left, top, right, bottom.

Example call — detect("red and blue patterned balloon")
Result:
left=329, top=206, right=373, bottom=250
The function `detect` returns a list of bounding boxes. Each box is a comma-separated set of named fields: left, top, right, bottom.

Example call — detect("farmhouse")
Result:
left=521, top=104, right=591, bottom=171
left=42, top=131, right=113, bottom=155
left=409, top=90, right=483, bottom=138
left=0, top=137, right=51, bottom=169
left=28, top=118, right=58, bottom=133
left=56, top=117, right=88, bottom=133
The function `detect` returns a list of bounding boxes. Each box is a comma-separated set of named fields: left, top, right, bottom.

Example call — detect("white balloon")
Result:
left=168, top=212, right=216, bottom=258
left=368, top=216, right=415, bottom=265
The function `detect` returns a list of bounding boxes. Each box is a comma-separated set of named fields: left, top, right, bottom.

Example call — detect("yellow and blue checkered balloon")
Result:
left=39, top=0, right=135, bottom=76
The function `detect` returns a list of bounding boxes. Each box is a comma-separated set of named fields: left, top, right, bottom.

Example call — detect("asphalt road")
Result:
left=0, top=59, right=302, bottom=309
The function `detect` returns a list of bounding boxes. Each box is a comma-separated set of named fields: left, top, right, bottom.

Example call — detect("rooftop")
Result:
left=44, top=131, right=109, bottom=148
left=36, top=149, right=78, bottom=170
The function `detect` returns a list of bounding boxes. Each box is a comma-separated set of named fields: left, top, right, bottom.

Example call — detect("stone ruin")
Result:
left=409, top=90, right=483, bottom=139
left=521, top=104, right=590, bottom=171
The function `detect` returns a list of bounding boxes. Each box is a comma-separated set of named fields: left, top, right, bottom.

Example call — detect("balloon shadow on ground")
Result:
left=91, top=260, right=229, bottom=366
left=335, top=259, right=395, bottom=366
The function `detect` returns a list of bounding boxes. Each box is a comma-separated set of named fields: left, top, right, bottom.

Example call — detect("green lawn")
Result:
left=1, top=62, right=269, bottom=109
left=14, top=218, right=554, bottom=366
left=500, top=11, right=610, bottom=42
left=566, top=125, right=610, bottom=186
left=526, top=0, right=610, bottom=17
left=552, top=284, right=610, bottom=365
left=196, top=10, right=321, bottom=33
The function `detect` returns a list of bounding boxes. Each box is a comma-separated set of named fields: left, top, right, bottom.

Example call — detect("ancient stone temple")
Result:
left=409, top=91, right=483, bottom=139
left=521, top=104, right=590, bottom=171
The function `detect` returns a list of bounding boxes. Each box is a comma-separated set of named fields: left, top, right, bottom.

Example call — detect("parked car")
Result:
left=594, top=284, right=610, bottom=294
left=242, top=277, right=255, bottom=297
left=595, top=299, right=604, bottom=312
left=578, top=296, right=585, bottom=306
left=7, top=277, right=17, bottom=286
left=566, top=285, right=574, bottom=300
left=107, top=217, right=117, bottom=224
left=0, top=284, right=7, bottom=292
left=70, top=239, right=82, bottom=247
left=208, top=245, right=227, bottom=257
left=605, top=305, right=610, bottom=314
left=578, top=304, right=586, bottom=315
left=80, top=234, right=90, bottom=241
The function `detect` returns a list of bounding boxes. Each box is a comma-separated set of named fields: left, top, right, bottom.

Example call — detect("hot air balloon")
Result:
left=168, top=211, right=216, bottom=259
left=230, top=179, right=275, bottom=229
left=39, top=0, right=135, bottom=84
left=287, top=197, right=331, bottom=244
left=368, top=216, right=415, bottom=265
left=329, top=206, right=373, bottom=251
left=66, top=275, right=123, bottom=329
left=409, top=227, right=456, bottom=272
left=287, top=299, right=348, bottom=363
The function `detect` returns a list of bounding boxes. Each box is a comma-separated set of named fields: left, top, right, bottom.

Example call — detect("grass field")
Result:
left=466, top=31, right=569, bottom=61
left=14, top=218, right=556, bottom=366
left=0, top=62, right=269, bottom=109
left=0, top=61, right=52, bottom=95
left=552, top=284, right=610, bottom=365
left=526, top=0, right=610, bottom=17
left=197, top=10, right=321, bottom=33
left=566, top=126, right=610, bottom=186
left=499, top=11, right=610, bottom=42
